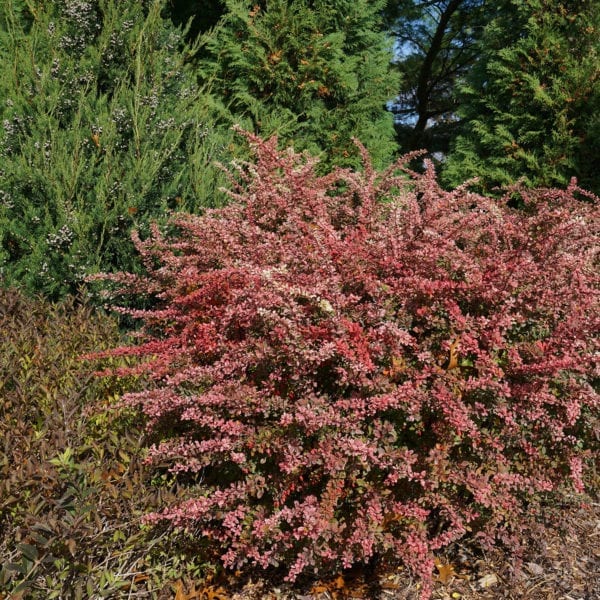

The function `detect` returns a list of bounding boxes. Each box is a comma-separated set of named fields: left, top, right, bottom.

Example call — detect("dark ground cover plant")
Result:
left=91, top=131, right=599, bottom=599
left=0, top=288, right=216, bottom=598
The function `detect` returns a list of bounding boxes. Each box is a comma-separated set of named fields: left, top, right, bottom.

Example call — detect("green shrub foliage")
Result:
left=92, top=132, right=600, bottom=597
left=0, top=0, right=232, bottom=299
left=198, top=0, right=397, bottom=170
left=442, top=0, right=600, bottom=195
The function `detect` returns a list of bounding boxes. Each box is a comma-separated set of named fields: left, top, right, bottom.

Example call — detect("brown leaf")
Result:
left=203, top=586, right=228, bottom=600
left=435, top=561, right=456, bottom=584
left=446, top=338, right=460, bottom=371
left=173, top=581, right=186, bottom=600
left=310, top=583, right=329, bottom=595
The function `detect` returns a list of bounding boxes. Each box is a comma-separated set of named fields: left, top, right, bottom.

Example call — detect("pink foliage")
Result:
left=91, top=131, right=599, bottom=598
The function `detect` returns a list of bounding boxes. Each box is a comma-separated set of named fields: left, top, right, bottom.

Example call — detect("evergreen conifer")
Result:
left=385, top=0, right=487, bottom=156
left=198, top=0, right=398, bottom=169
left=0, top=0, right=230, bottom=299
left=442, top=0, right=600, bottom=195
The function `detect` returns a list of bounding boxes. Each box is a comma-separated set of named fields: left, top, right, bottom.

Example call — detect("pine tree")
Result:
left=442, top=0, right=600, bottom=195
left=384, top=0, right=487, bottom=155
left=0, top=0, right=231, bottom=299
left=198, top=0, right=398, bottom=169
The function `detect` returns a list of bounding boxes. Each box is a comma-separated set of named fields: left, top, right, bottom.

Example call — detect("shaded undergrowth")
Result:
left=0, top=288, right=212, bottom=599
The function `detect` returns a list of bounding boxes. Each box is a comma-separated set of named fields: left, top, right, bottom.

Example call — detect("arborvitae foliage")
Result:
left=442, top=0, right=600, bottom=195
left=92, top=131, right=599, bottom=598
left=0, top=0, right=232, bottom=299
left=198, top=0, right=397, bottom=169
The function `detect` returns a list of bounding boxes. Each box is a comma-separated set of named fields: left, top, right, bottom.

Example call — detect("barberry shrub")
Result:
left=93, top=132, right=599, bottom=597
